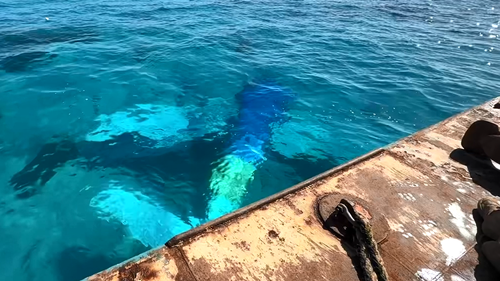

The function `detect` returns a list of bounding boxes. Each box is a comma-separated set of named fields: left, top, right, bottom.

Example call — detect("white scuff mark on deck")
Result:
left=420, top=220, right=439, bottom=236
left=403, top=233, right=414, bottom=239
left=451, top=275, right=467, bottom=281
left=421, top=220, right=437, bottom=229
left=417, top=268, right=443, bottom=281
left=446, top=202, right=476, bottom=240
left=390, top=222, right=406, bottom=233
left=441, top=238, right=466, bottom=266
left=423, top=229, right=438, bottom=237
left=457, top=188, right=467, bottom=193
left=398, top=193, right=416, bottom=202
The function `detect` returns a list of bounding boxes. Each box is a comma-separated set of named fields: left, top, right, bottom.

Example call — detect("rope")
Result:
left=337, top=200, right=389, bottom=281
left=351, top=207, right=388, bottom=281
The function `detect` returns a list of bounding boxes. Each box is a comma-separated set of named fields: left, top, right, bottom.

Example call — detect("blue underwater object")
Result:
left=207, top=81, right=295, bottom=220
left=231, top=81, right=295, bottom=163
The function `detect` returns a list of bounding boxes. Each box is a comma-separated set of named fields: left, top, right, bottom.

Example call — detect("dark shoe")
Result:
left=478, top=198, right=500, bottom=218
left=482, top=240, right=500, bottom=274
left=479, top=198, right=500, bottom=241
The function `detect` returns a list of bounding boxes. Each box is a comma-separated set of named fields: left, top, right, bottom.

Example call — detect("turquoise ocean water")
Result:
left=0, top=0, right=499, bottom=280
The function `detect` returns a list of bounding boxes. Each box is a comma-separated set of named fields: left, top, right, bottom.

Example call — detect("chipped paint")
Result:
left=402, top=233, right=414, bottom=239
left=450, top=275, right=467, bottom=281
left=398, top=193, right=417, bottom=201
left=420, top=220, right=439, bottom=237
left=441, top=238, right=466, bottom=266
left=417, top=268, right=443, bottom=281
left=87, top=98, right=500, bottom=281
left=446, top=202, right=476, bottom=240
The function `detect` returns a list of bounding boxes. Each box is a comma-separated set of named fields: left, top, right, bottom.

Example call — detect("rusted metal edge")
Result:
left=82, top=246, right=163, bottom=281
left=385, top=97, right=499, bottom=152
left=169, top=247, right=199, bottom=281
left=166, top=147, right=386, bottom=247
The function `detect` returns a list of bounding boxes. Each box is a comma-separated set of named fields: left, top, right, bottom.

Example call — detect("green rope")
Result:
left=341, top=200, right=388, bottom=281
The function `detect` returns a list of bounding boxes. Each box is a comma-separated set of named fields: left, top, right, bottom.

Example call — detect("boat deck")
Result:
left=87, top=98, right=500, bottom=281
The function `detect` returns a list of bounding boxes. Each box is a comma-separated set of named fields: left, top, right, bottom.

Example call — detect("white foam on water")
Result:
left=441, top=238, right=466, bottom=266
left=417, top=268, right=443, bottom=281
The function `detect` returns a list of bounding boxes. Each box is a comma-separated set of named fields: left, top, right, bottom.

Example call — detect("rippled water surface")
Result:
left=1, top=0, right=499, bottom=280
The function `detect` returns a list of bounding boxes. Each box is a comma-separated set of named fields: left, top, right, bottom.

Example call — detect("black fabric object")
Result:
left=481, top=135, right=500, bottom=166
left=462, top=120, right=500, bottom=155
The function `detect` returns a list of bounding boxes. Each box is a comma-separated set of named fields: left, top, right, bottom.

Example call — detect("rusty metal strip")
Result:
left=166, top=148, right=385, bottom=247
left=169, top=247, right=199, bottom=281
